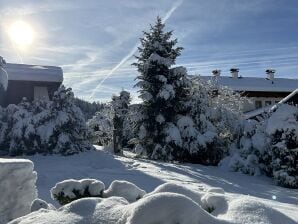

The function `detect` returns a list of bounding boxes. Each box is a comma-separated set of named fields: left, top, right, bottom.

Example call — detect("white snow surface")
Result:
left=0, top=159, right=37, bottom=224
left=3, top=63, right=63, bottom=82
left=8, top=147, right=298, bottom=223
left=199, top=75, right=298, bottom=92
left=103, top=180, right=146, bottom=202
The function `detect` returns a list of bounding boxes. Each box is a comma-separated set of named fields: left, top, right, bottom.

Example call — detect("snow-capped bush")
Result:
left=103, top=180, right=146, bottom=202
left=0, top=85, right=93, bottom=156
left=30, top=198, right=55, bottom=212
left=265, top=104, right=298, bottom=188
left=87, top=108, right=113, bottom=146
left=51, top=179, right=105, bottom=205
left=0, top=159, right=37, bottom=223
left=222, top=104, right=298, bottom=188
left=201, top=192, right=228, bottom=215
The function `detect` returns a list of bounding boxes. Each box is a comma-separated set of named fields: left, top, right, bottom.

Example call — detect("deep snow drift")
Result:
left=9, top=148, right=298, bottom=223
left=0, top=159, right=37, bottom=223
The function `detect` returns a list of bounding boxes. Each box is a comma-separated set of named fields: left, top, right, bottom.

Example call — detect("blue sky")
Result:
left=1, top=0, right=298, bottom=102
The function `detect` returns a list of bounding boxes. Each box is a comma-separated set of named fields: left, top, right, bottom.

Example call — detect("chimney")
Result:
left=212, top=69, right=221, bottom=77
left=266, top=69, right=275, bottom=81
left=230, top=68, right=239, bottom=78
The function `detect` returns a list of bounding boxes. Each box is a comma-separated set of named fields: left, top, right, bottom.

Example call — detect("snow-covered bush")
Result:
left=0, top=85, right=93, bottom=156
left=30, top=198, right=55, bottom=212
left=265, top=104, right=298, bottom=188
left=0, top=159, right=37, bottom=223
left=103, top=180, right=146, bottom=202
left=221, top=104, right=298, bottom=188
left=51, top=179, right=105, bottom=205
left=87, top=108, right=113, bottom=146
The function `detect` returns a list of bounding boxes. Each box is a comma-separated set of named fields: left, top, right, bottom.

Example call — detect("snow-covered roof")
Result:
left=199, top=76, right=298, bottom=92
left=3, top=63, right=63, bottom=83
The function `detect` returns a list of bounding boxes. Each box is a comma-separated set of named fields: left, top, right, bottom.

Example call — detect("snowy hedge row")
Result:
left=222, top=104, right=298, bottom=188
left=0, top=159, right=37, bottom=224
left=0, top=86, right=93, bottom=156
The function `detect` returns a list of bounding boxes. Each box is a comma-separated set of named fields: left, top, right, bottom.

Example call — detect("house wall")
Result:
left=0, top=80, right=61, bottom=107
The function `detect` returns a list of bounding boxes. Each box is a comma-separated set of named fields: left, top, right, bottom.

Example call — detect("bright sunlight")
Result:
left=9, top=21, right=34, bottom=49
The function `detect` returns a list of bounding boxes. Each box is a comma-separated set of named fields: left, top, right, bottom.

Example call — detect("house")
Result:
left=0, top=57, right=63, bottom=107
left=244, top=89, right=298, bottom=120
left=199, top=68, right=298, bottom=113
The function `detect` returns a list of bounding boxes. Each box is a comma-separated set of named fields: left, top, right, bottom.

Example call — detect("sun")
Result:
left=9, top=21, right=34, bottom=49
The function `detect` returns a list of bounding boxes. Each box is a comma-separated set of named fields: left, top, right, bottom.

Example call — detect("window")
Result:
left=255, top=100, right=262, bottom=109
left=34, top=86, right=49, bottom=101
left=265, top=101, right=272, bottom=106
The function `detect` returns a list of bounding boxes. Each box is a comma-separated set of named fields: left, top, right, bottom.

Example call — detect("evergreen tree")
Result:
left=111, top=90, right=131, bottom=153
left=133, top=17, right=183, bottom=160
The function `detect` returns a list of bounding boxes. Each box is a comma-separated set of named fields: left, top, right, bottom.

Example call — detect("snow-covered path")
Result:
left=25, top=148, right=298, bottom=221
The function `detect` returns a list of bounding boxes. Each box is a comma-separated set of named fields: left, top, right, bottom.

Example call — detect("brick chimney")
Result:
left=266, top=69, right=275, bottom=81
left=230, top=68, right=239, bottom=78
left=212, top=69, right=221, bottom=77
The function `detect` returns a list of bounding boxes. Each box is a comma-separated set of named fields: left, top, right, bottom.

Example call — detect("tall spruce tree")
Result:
left=133, top=17, right=184, bottom=160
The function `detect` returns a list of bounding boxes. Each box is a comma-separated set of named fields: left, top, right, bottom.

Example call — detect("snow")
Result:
left=31, top=199, right=55, bottom=212
left=3, top=63, right=63, bottom=83
left=6, top=148, right=298, bottom=223
left=0, top=159, right=37, bottom=224
left=51, top=179, right=105, bottom=201
left=148, top=53, right=174, bottom=67
left=266, top=104, right=298, bottom=135
left=103, top=180, right=146, bottom=202
left=199, top=75, right=298, bottom=92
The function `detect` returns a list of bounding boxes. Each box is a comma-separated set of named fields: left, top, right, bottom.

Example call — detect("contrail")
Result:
left=88, top=0, right=184, bottom=100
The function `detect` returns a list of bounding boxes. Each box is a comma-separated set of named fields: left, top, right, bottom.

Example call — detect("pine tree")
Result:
left=133, top=17, right=184, bottom=160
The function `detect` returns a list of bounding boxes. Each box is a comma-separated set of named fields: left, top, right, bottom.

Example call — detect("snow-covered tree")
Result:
left=111, top=90, right=131, bottom=153
left=0, top=85, right=93, bottom=156
left=87, top=107, right=113, bottom=146
left=265, top=104, right=298, bottom=188
left=133, top=17, right=184, bottom=160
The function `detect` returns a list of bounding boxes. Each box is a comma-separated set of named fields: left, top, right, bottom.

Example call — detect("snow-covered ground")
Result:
left=17, top=147, right=298, bottom=223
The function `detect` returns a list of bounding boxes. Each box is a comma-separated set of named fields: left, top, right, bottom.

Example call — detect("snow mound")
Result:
left=0, top=159, right=37, bottom=224
left=201, top=192, right=228, bottom=215
left=31, top=199, right=55, bottom=212
left=207, top=187, right=225, bottom=194
left=103, top=180, right=146, bottom=202
left=222, top=196, right=297, bottom=224
left=146, top=182, right=203, bottom=206
left=51, top=179, right=105, bottom=205
left=122, top=192, right=225, bottom=224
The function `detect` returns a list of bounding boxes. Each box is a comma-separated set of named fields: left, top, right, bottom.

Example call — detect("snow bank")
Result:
left=0, top=159, right=37, bottom=224
left=221, top=196, right=297, bottom=224
left=201, top=192, right=228, bottom=215
left=51, top=179, right=105, bottom=205
left=11, top=193, right=226, bottom=224
left=103, top=180, right=146, bottom=202
left=146, top=182, right=203, bottom=206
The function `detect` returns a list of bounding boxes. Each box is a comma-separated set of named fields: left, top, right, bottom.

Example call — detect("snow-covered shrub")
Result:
left=103, top=180, right=146, bottom=202
left=30, top=198, right=55, bottom=212
left=0, top=85, right=93, bottom=156
left=87, top=108, right=113, bottom=146
left=265, top=104, right=298, bottom=188
left=221, top=104, right=298, bottom=188
left=201, top=192, right=228, bottom=215
left=0, top=159, right=37, bottom=223
left=51, top=179, right=105, bottom=205
left=145, top=182, right=203, bottom=206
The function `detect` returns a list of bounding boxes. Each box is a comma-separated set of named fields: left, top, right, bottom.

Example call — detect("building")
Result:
left=199, top=68, right=298, bottom=113
left=0, top=57, right=63, bottom=107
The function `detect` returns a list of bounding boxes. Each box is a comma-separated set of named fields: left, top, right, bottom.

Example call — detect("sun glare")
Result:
left=9, top=21, right=34, bottom=49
